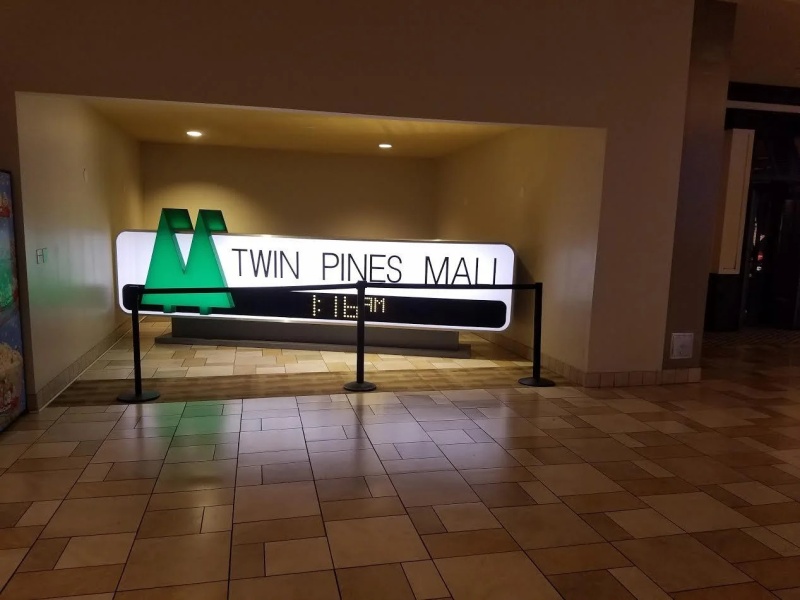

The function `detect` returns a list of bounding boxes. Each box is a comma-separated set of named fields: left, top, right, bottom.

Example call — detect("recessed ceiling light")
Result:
left=378, top=143, right=392, bottom=149
left=186, top=131, right=203, bottom=138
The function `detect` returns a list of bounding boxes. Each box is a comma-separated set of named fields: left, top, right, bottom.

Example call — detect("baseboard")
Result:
left=29, top=319, right=131, bottom=411
left=477, top=331, right=702, bottom=388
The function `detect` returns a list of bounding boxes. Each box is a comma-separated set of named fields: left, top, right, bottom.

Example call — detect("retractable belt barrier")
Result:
left=117, top=281, right=554, bottom=403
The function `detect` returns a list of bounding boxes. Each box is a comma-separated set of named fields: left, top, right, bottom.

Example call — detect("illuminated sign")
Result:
left=116, top=209, right=515, bottom=331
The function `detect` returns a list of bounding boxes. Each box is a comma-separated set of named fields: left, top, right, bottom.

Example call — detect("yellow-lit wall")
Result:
left=0, top=0, right=698, bottom=400
left=15, top=93, right=142, bottom=404
left=141, top=143, right=437, bottom=240
left=437, top=128, right=607, bottom=372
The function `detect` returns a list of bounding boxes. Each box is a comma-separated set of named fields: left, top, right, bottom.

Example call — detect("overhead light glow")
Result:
left=378, top=143, right=392, bottom=149
left=186, top=131, right=203, bottom=138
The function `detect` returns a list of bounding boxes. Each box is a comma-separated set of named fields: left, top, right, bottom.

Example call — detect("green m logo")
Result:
left=142, top=208, right=234, bottom=315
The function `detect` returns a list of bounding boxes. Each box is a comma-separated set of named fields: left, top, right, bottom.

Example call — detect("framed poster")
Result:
left=0, top=171, right=25, bottom=431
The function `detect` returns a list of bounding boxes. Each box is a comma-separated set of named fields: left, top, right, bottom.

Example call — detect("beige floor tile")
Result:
left=231, top=543, right=265, bottom=579
left=0, top=445, right=30, bottom=469
left=0, top=502, right=35, bottom=528
left=527, top=542, right=630, bottom=575
left=264, top=536, right=332, bottom=575
left=326, top=515, right=428, bottom=568
left=154, top=459, right=237, bottom=493
left=363, top=422, right=431, bottom=444
left=175, top=416, right=241, bottom=436
left=608, top=508, right=684, bottom=538
left=680, top=410, right=753, bottom=428
left=148, top=488, right=234, bottom=511
left=105, top=460, right=163, bottom=481
left=0, top=548, right=27, bottom=588
left=435, top=551, right=561, bottom=600
left=475, top=418, right=547, bottom=439
left=439, top=442, right=520, bottom=469
left=186, top=366, right=235, bottom=377
left=577, top=413, right=653, bottom=433
left=42, top=495, right=149, bottom=538
left=260, top=416, right=301, bottom=430
left=745, top=526, right=800, bottom=556
left=309, top=449, right=385, bottom=479
left=422, top=528, right=520, bottom=559
left=67, top=479, right=155, bottom=499
left=255, top=366, right=287, bottom=375
left=124, top=403, right=186, bottom=418
left=118, top=532, right=230, bottom=590
left=402, top=560, right=449, bottom=599
left=91, top=437, right=171, bottom=463
left=201, top=504, right=233, bottom=533
left=767, top=522, right=800, bottom=547
left=610, top=566, right=671, bottom=600
left=315, top=478, right=371, bottom=502
left=138, top=507, right=203, bottom=538
left=238, top=449, right=310, bottom=468
left=427, top=430, right=474, bottom=445
left=642, top=492, right=757, bottom=532
left=1, top=564, right=124, bottom=598
left=321, top=497, right=405, bottom=521
left=519, top=481, right=561, bottom=504
left=153, top=369, right=191, bottom=378
left=234, top=482, right=320, bottom=523
left=16, top=538, right=68, bottom=573
left=494, top=504, right=603, bottom=549
left=722, top=481, right=792, bottom=505
left=300, top=410, right=360, bottom=428
left=39, top=422, right=117, bottom=442
left=8, top=455, right=91, bottom=473
left=0, top=469, right=82, bottom=502
left=0, top=526, right=43, bottom=550
left=170, top=432, right=240, bottom=447
left=303, top=426, right=347, bottom=442
left=239, top=429, right=306, bottom=453
left=228, top=571, right=339, bottom=600
left=434, top=502, right=502, bottom=532
left=365, top=474, right=397, bottom=497
left=15, top=500, right=61, bottom=527
left=166, top=445, right=216, bottom=463
left=614, top=535, right=750, bottom=592
left=134, top=415, right=181, bottom=428
left=390, top=471, right=479, bottom=507
left=337, top=563, right=415, bottom=599
left=20, top=442, right=79, bottom=459
left=231, top=516, right=325, bottom=545
left=529, top=463, right=622, bottom=496
left=116, top=582, right=228, bottom=600
left=55, top=533, right=135, bottom=569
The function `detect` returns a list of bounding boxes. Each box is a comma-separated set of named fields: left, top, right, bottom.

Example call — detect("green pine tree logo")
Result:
left=142, top=208, right=234, bottom=315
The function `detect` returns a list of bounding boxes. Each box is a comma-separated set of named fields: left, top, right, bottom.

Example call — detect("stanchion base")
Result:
left=117, top=390, right=161, bottom=404
left=518, top=376, right=556, bottom=388
left=343, top=381, right=377, bottom=392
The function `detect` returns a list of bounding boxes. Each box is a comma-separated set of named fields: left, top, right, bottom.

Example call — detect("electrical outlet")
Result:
left=670, top=332, right=694, bottom=360
left=35, top=248, right=47, bottom=264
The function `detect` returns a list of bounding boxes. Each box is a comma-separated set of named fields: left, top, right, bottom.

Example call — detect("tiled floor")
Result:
left=6, top=329, right=800, bottom=597
left=5, top=372, right=800, bottom=598
left=80, top=319, right=529, bottom=381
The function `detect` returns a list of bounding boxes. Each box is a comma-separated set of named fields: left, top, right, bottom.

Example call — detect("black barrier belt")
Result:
left=116, top=281, right=553, bottom=403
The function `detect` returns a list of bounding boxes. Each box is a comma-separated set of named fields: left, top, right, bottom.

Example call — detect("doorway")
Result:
left=740, top=134, right=800, bottom=329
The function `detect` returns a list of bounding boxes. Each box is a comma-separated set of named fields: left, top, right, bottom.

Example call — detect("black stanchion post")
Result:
left=344, top=281, right=376, bottom=392
left=118, top=284, right=161, bottom=403
left=519, top=282, right=555, bottom=388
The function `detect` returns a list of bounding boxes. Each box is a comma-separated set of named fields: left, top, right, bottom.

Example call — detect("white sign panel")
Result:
left=116, top=231, right=515, bottom=331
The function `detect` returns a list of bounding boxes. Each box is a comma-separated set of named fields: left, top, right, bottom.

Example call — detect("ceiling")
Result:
left=85, top=97, right=516, bottom=158
left=731, top=0, right=800, bottom=87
